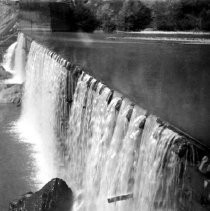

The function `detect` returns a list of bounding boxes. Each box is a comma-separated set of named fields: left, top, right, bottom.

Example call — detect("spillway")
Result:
left=1, top=41, right=17, bottom=74
left=12, top=33, right=210, bottom=211
left=2, top=33, right=26, bottom=84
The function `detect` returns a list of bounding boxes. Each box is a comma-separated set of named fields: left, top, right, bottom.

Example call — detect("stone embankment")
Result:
left=0, top=66, right=22, bottom=106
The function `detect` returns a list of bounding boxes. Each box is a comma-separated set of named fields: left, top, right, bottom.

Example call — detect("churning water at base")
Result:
left=0, top=104, right=37, bottom=210
left=14, top=35, right=207, bottom=211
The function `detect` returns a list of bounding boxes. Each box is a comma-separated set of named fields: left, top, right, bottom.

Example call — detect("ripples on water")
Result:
left=0, top=104, right=37, bottom=210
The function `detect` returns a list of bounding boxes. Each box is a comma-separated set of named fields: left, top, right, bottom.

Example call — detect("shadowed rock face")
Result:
left=0, top=66, right=22, bottom=106
left=0, top=66, right=12, bottom=80
left=0, top=83, right=22, bottom=106
left=9, top=178, right=73, bottom=211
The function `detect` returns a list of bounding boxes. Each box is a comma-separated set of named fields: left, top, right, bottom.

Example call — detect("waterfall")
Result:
left=2, top=33, right=26, bottom=84
left=15, top=36, right=207, bottom=210
left=15, top=41, right=68, bottom=187
left=13, top=33, right=26, bottom=83
left=1, top=41, right=17, bottom=73
left=60, top=75, right=199, bottom=211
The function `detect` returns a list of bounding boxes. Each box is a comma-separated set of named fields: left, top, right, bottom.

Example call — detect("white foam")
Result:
left=1, top=41, right=17, bottom=74
left=13, top=116, right=56, bottom=188
left=1, top=33, right=26, bottom=84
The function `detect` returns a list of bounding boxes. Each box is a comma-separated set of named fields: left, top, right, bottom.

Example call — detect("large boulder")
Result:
left=9, top=178, right=74, bottom=211
left=0, top=65, right=22, bottom=106
left=0, top=65, right=12, bottom=80
left=0, top=83, right=22, bottom=106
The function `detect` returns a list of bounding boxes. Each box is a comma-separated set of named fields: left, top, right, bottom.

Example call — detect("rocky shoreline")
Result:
left=0, top=65, right=22, bottom=106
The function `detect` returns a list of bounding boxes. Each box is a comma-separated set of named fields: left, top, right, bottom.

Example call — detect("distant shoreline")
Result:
left=105, top=30, right=210, bottom=44
left=95, top=29, right=210, bottom=38
left=117, top=30, right=210, bottom=35
left=107, top=35, right=210, bottom=45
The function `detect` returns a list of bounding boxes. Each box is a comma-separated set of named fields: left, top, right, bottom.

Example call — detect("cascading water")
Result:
left=15, top=41, right=67, bottom=187
left=15, top=34, right=208, bottom=211
left=13, top=33, right=26, bottom=83
left=1, top=41, right=17, bottom=74
left=2, top=33, right=26, bottom=84
left=60, top=75, right=202, bottom=211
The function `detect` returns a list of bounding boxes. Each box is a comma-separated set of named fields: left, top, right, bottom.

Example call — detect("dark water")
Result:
left=24, top=31, right=210, bottom=148
left=0, top=104, right=36, bottom=210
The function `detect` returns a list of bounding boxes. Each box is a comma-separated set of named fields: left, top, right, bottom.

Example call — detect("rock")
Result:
left=0, top=65, right=12, bottom=80
left=197, top=156, right=210, bottom=209
left=199, top=156, right=209, bottom=174
left=9, top=178, right=74, bottom=211
left=0, top=83, right=22, bottom=106
left=12, top=96, right=21, bottom=106
left=199, top=156, right=210, bottom=178
left=201, top=180, right=210, bottom=207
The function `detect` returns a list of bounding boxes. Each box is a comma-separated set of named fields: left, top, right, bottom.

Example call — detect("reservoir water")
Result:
left=25, top=31, right=210, bottom=147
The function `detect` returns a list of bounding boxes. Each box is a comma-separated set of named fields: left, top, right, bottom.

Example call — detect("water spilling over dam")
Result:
left=2, top=33, right=26, bottom=84
left=1, top=41, right=17, bottom=74
left=6, top=32, right=208, bottom=210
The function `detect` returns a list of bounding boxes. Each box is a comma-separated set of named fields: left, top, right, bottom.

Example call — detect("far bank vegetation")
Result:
left=22, top=0, right=210, bottom=33
left=94, top=0, right=210, bottom=32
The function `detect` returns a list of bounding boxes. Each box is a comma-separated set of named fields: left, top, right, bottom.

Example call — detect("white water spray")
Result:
left=1, top=41, right=17, bottom=73
left=2, top=33, right=26, bottom=84
left=15, top=41, right=67, bottom=188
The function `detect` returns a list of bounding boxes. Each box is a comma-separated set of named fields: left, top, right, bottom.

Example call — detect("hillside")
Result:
left=0, top=2, right=18, bottom=67
left=0, top=2, right=18, bottom=40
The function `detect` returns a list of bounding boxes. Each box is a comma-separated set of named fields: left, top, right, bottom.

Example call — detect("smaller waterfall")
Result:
left=13, top=33, right=26, bottom=83
left=2, top=33, right=26, bottom=84
left=1, top=41, right=17, bottom=73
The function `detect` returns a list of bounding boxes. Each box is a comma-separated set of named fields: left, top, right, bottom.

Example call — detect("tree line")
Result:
left=152, top=0, right=210, bottom=31
left=78, top=0, right=210, bottom=32
left=21, top=0, right=210, bottom=33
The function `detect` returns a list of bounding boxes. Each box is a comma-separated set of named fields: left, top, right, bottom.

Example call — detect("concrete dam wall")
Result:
left=10, top=1, right=210, bottom=210
left=19, top=1, right=210, bottom=148
left=22, top=30, right=210, bottom=148
left=10, top=31, right=209, bottom=210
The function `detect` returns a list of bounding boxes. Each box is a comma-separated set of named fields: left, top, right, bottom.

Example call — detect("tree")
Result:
left=50, top=1, right=99, bottom=32
left=117, top=0, right=152, bottom=31
left=200, top=8, right=210, bottom=31
left=177, top=14, right=198, bottom=30
left=96, top=1, right=123, bottom=32
left=73, top=3, right=99, bottom=32
left=152, top=1, right=181, bottom=31
left=152, top=0, right=210, bottom=31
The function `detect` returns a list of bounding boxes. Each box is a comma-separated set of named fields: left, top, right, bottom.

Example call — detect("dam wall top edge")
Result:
left=21, top=32, right=210, bottom=151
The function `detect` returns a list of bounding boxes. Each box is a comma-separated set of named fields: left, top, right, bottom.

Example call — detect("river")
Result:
left=0, top=104, right=36, bottom=210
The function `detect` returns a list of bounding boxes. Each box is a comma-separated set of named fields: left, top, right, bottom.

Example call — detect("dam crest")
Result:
left=5, top=32, right=210, bottom=211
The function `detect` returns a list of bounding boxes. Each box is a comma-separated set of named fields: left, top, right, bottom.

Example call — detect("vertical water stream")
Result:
left=1, top=33, right=26, bottom=84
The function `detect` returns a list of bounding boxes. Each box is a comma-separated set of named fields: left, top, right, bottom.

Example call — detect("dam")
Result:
left=8, top=31, right=208, bottom=210
left=1, top=0, right=210, bottom=210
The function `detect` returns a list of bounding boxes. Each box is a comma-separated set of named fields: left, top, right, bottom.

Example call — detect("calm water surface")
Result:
left=0, top=104, right=36, bottom=210
left=27, top=31, right=210, bottom=147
